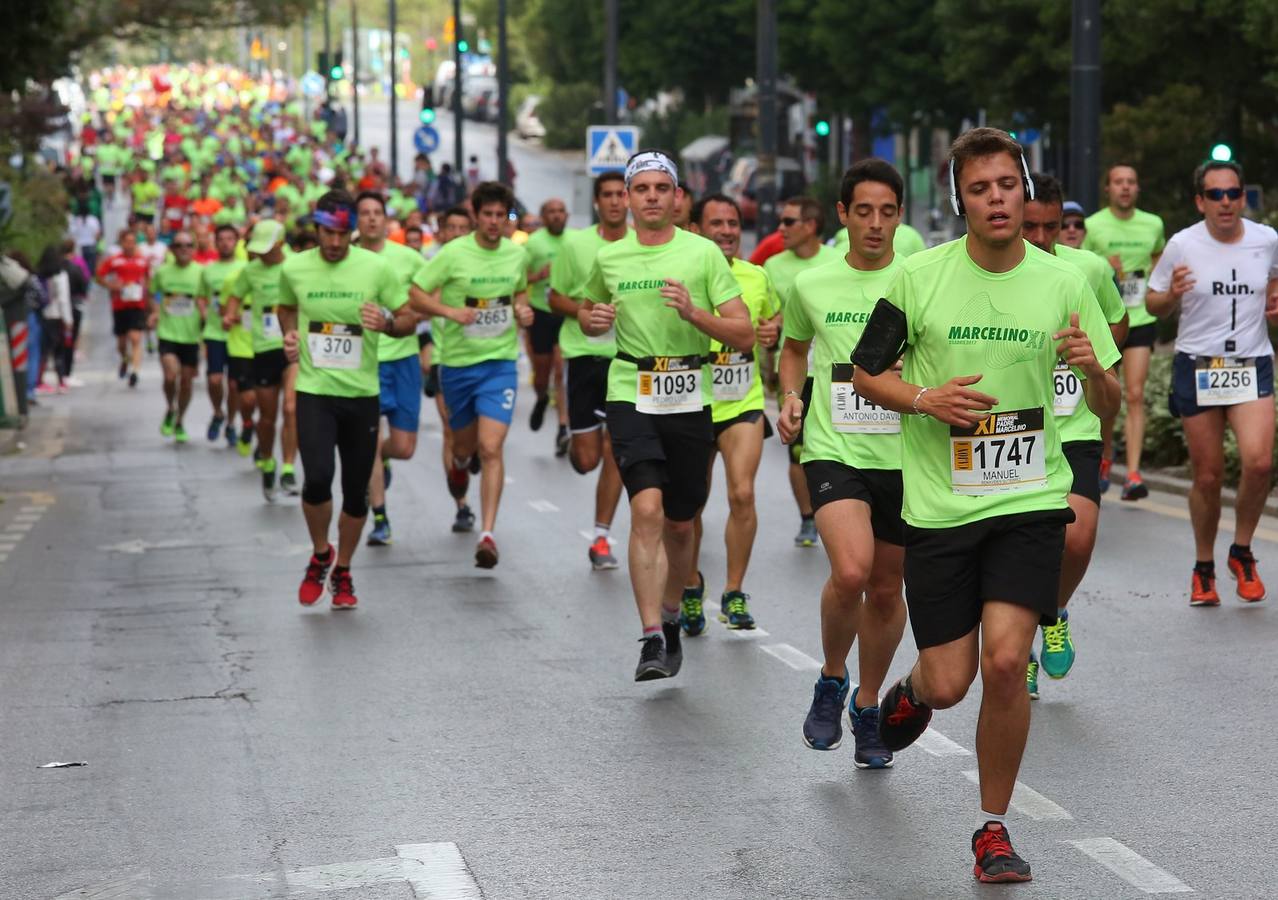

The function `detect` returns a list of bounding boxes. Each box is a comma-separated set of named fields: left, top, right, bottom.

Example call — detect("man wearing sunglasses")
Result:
left=1058, top=201, right=1087, bottom=249
left=1147, top=160, right=1278, bottom=607
left=765, top=197, right=839, bottom=549
left=148, top=230, right=204, bottom=443
left=1084, top=166, right=1167, bottom=501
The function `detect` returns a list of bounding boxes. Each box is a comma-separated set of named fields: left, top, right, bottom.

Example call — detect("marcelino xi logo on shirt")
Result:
left=946, top=292, right=1046, bottom=369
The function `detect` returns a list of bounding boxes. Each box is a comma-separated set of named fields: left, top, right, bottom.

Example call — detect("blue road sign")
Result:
left=414, top=125, right=440, bottom=155
left=587, top=126, right=639, bottom=176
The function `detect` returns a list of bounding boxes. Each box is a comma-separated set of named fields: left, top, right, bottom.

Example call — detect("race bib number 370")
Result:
left=307, top=322, right=363, bottom=370
left=950, top=407, right=1047, bottom=495
left=636, top=355, right=703, bottom=414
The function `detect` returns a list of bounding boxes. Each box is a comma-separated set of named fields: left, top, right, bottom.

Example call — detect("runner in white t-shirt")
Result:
left=1147, top=159, right=1278, bottom=607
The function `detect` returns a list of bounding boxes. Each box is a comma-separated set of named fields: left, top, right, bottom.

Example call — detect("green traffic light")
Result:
left=1211, top=143, right=1233, bottom=162
left=330, top=65, right=344, bottom=80
left=814, top=120, right=830, bottom=137
left=457, top=40, right=469, bottom=52
left=419, top=108, right=436, bottom=125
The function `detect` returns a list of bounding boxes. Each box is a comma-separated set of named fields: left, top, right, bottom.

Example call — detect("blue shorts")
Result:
left=378, top=354, right=424, bottom=432
left=205, top=339, right=228, bottom=376
left=440, top=359, right=517, bottom=431
left=1169, top=351, right=1274, bottom=418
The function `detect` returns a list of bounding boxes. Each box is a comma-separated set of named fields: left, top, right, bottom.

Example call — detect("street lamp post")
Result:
left=389, top=0, right=399, bottom=179
left=351, top=0, right=361, bottom=147
left=497, top=0, right=508, bottom=185
left=453, top=0, right=464, bottom=173
left=1069, top=0, right=1101, bottom=214
left=603, top=0, right=617, bottom=126
left=755, top=0, right=779, bottom=236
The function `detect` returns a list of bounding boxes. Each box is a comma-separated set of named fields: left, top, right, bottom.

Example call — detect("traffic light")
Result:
left=420, top=87, right=436, bottom=125
left=457, top=39, right=470, bottom=53
left=330, top=50, right=345, bottom=81
left=1210, top=142, right=1233, bottom=162
left=814, top=119, right=831, bottom=138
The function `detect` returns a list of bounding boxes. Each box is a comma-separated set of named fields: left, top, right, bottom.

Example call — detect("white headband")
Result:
left=625, top=151, right=678, bottom=187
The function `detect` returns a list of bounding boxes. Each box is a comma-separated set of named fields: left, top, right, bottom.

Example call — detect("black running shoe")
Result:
left=452, top=504, right=476, bottom=533
left=802, top=674, right=849, bottom=750
left=424, top=365, right=439, bottom=398
left=529, top=393, right=549, bottom=431
left=555, top=424, right=569, bottom=458
left=849, top=701, right=893, bottom=769
left=972, top=822, right=1032, bottom=883
left=877, top=677, right=932, bottom=752
left=634, top=635, right=672, bottom=681
left=468, top=454, right=481, bottom=475
left=661, top=620, right=683, bottom=677
left=128, top=371, right=138, bottom=388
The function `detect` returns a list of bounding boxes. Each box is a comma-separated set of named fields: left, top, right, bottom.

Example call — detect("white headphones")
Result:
left=949, top=150, right=1036, bottom=216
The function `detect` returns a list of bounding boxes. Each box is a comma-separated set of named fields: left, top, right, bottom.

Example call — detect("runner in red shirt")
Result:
left=96, top=229, right=151, bottom=387
left=160, top=179, right=190, bottom=239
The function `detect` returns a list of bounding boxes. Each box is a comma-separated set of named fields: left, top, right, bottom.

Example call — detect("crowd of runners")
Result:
left=23, top=64, right=1278, bottom=886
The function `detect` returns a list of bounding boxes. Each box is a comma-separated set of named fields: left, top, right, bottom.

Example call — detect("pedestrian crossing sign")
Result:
left=587, top=126, right=640, bottom=175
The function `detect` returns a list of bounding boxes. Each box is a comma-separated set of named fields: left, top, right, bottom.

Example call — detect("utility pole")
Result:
left=453, top=0, right=463, bottom=173
left=755, top=0, right=779, bottom=235
left=1069, top=0, right=1101, bottom=213
left=323, top=0, right=333, bottom=98
left=603, top=0, right=617, bottom=125
left=351, top=0, right=361, bottom=147
left=389, top=0, right=399, bottom=177
left=496, top=0, right=509, bottom=184
left=302, top=14, right=311, bottom=77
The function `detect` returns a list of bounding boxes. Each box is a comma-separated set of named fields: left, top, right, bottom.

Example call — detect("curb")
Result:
left=1110, top=463, right=1278, bottom=518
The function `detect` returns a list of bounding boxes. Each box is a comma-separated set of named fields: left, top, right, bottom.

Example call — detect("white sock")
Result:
left=480, top=530, right=494, bottom=542
left=979, top=810, right=1007, bottom=830
left=593, top=523, right=610, bottom=540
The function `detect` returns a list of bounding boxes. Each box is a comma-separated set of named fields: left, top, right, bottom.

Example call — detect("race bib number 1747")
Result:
left=950, top=407, right=1047, bottom=496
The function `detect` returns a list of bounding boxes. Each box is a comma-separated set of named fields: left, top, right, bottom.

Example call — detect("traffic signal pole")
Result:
left=453, top=0, right=464, bottom=173
left=351, top=0, right=361, bottom=147
left=603, top=0, right=617, bottom=126
left=755, top=0, right=779, bottom=236
left=323, top=0, right=333, bottom=98
left=389, top=0, right=399, bottom=177
left=497, top=0, right=508, bottom=185
left=1069, top=0, right=1101, bottom=213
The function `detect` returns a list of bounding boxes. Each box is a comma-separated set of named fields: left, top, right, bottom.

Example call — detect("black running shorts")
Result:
left=1063, top=440, right=1102, bottom=505
left=803, top=460, right=904, bottom=545
left=606, top=401, right=714, bottom=522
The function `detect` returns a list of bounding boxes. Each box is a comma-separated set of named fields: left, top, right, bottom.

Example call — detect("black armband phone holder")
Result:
left=850, top=298, right=908, bottom=375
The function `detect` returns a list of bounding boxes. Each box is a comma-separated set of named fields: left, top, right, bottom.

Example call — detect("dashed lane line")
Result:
left=914, top=728, right=971, bottom=757
left=528, top=499, right=560, bottom=513
left=759, top=643, right=822, bottom=671
left=962, top=770, right=1072, bottom=821
left=1068, top=837, right=1194, bottom=894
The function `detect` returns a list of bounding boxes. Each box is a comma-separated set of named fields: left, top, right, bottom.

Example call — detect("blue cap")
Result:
left=1062, top=200, right=1085, bottom=217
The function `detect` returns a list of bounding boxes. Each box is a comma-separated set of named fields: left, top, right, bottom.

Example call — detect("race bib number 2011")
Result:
left=636, top=355, right=703, bottom=414
left=710, top=350, right=754, bottom=403
left=950, top=407, right=1047, bottom=495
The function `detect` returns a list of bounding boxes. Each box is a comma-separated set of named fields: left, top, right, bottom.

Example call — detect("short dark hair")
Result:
left=317, top=189, right=356, bottom=215
left=471, top=181, right=515, bottom=215
left=1029, top=172, right=1064, bottom=207
left=691, top=193, right=741, bottom=228
left=781, top=195, right=825, bottom=235
left=1194, top=160, right=1244, bottom=195
left=354, top=190, right=387, bottom=213
left=441, top=205, right=472, bottom=226
left=405, top=225, right=423, bottom=237
left=214, top=223, right=240, bottom=240
left=1105, top=164, right=1138, bottom=185
left=839, top=158, right=904, bottom=208
left=677, top=181, right=694, bottom=200
left=594, top=171, right=625, bottom=198
left=950, top=127, right=1026, bottom=191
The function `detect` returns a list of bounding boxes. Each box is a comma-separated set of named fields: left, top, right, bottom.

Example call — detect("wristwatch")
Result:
left=380, top=306, right=394, bottom=333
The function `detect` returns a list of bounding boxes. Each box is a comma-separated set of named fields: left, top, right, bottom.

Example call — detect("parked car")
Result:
left=515, top=96, right=545, bottom=140
left=461, top=76, right=499, bottom=122
left=724, top=156, right=807, bottom=226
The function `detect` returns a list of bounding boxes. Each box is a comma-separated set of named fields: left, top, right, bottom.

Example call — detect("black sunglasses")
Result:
left=1061, top=220, right=1085, bottom=230
left=779, top=216, right=801, bottom=227
left=171, top=242, right=195, bottom=248
left=1202, top=187, right=1243, bottom=201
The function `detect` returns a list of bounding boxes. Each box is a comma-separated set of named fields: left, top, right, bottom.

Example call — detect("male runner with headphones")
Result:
left=852, top=128, right=1120, bottom=883
left=1147, top=159, right=1278, bottom=606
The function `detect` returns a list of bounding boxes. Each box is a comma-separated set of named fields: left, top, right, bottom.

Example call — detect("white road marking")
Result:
left=759, top=643, right=822, bottom=671
left=914, top=728, right=971, bottom=756
left=962, top=771, right=1072, bottom=820
left=0, top=542, right=17, bottom=551
left=504, top=476, right=515, bottom=484
left=53, top=841, right=483, bottom=899
left=724, top=626, right=770, bottom=639
left=1069, top=837, right=1193, bottom=894
left=528, top=499, right=560, bottom=513
left=99, top=538, right=199, bottom=554
left=398, top=842, right=485, bottom=898
left=5, top=522, right=34, bottom=532
left=19, top=505, right=48, bottom=513
left=14, top=515, right=41, bottom=523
